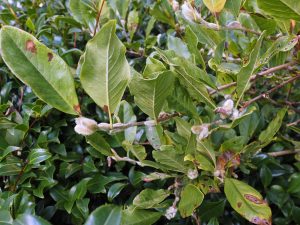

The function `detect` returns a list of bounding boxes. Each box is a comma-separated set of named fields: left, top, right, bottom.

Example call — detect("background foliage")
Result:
left=1, top=0, right=300, bottom=224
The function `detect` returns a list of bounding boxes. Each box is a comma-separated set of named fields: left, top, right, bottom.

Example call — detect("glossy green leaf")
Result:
left=84, top=204, right=122, bottom=225
left=203, top=0, right=227, bottom=13
left=121, top=209, right=162, bottom=225
left=107, top=183, right=127, bottom=201
left=129, top=70, right=174, bottom=120
left=178, top=184, right=204, bottom=218
left=0, top=26, right=79, bottom=115
left=236, top=32, right=265, bottom=106
left=224, top=178, right=272, bottom=225
left=80, top=20, right=130, bottom=122
left=133, top=189, right=169, bottom=209
left=86, top=132, right=112, bottom=156
left=168, top=36, right=191, bottom=59
left=13, top=214, right=51, bottom=225
left=257, top=0, right=300, bottom=21
left=259, top=108, right=287, bottom=145
left=28, top=148, right=51, bottom=164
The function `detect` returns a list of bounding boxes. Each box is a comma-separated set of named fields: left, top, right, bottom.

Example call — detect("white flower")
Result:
left=171, top=0, right=180, bottom=11
left=191, top=124, right=210, bottom=141
left=74, top=117, right=98, bottom=136
left=230, top=109, right=240, bottom=120
left=215, top=99, right=234, bottom=119
left=181, top=1, right=200, bottom=22
left=187, top=168, right=198, bottom=180
left=165, top=206, right=177, bottom=220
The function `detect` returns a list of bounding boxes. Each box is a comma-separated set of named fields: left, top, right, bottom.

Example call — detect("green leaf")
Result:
left=178, top=184, right=204, bottom=218
left=184, top=26, right=205, bottom=68
left=107, top=183, right=127, bottom=201
left=69, top=0, right=107, bottom=31
left=28, top=148, right=51, bottom=165
left=171, top=58, right=216, bottom=109
left=224, top=178, right=272, bottom=225
left=129, top=70, right=175, bottom=120
left=259, top=108, right=287, bottom=145
left=13, top=214, right=51, bottom=225
left=150, top=0, right=176, bottom=28
left=168, top=36, right=191, bottom=59
left=0, top=210, right=13, bottom=225
left=257, top=0, right=300, bottom=21
left=80, top=20, right=130, bottom=123
left=133, top=189, right=169, bottom=209
left=121, top=209, right=162, bottom=225
left=0, top=26, right=79, bottom=115
left=86, top=132, right=112, bottom=156
left=153, top=145, right=188, bottom=173
left=288, top=173, right=300, bottom=194
left=114, top=101, right=137, bottom=144
left=85, top=204, right=122, bottom=225
left=168, top=84, right=199, bottom=119
left=236, top=32, right=265, bottom=106
left=203, top=0, right=227, bottom=13
left=225, top=0, right=243, bottom=17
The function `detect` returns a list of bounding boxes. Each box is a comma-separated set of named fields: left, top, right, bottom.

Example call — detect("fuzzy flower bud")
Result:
left=187, top=168, right=198, bottom=180
left=181, top=1, right=200, bottom=22
left=165, top=206, right=177, bottom=220
left=74, top=117, right=98, bottom=136
left=215, top=99, right=234, bottom=119
left=191, top=124, right=210, bottom=141
left=170, top=0, right=180, bottom=11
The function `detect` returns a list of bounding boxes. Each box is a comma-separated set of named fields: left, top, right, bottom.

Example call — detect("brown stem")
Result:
left=93, top=0, right=105, bottom=36
left=241, top=74, right=300, bottom=109
left=268, top=149, right=300, bottom=157
left=209, top=61, right=297, bottom=95
left=106, top=112, right=180, bottom=132
left=11, top=160, right=28, bottom=192
left=287, top=119, right=300, bottom=127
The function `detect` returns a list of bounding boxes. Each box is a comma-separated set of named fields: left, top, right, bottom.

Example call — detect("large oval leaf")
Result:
left=129, top=70, right=175, bottom=120
left=203, top=0, right=227, bottom=13
left=224, top=178, right=272, bottom=225
left=178, top=184, right=204, bottom=218
left=121, top=209, right=162, bottom=225
left=80, top=20, right=130, bottom=123
left=133, top=189, right=170, bottom=209
left=257, top=0, right=300, bottom=21
left=0, top=26, right=79, bottom=115
left=84, top=204, right=122, bottom=225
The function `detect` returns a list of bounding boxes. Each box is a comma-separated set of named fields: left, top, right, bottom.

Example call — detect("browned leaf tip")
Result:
left=251, top=217, right=272, bottom=225
left=244, top=194, right=266, bottom=204
left=103, top=105, right=109, bottom=113
left=25, top=40, right=37, bottom=53
left=47, top=52, right=53, bottom=62
left=73, top=104, right=81, bottom=115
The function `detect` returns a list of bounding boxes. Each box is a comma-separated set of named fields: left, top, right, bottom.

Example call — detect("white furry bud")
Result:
left=165, top=206, right=177, bottom=220
left=191, top=124, right=210, bottom=141
left=187, top=168, right=198, bottom=180
left=74, top=117, right=98, bottom=136
left=181, top=1, right=200, bottom=22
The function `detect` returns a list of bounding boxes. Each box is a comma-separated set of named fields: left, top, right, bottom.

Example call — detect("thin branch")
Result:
left=209, top=61, right=297, bottom=95
left=110, top=149, right=142, bottom=165
left=99, top=112, right=180, bottom=133
left=241, top=74, right=300, bottom=109
left=197, top=17, right=261, bottom=36
left=93, top=0, right=105, bottom=36
left=287, top=119, right=300, bottom=127
left=268, top=149, right=300, bottom=157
